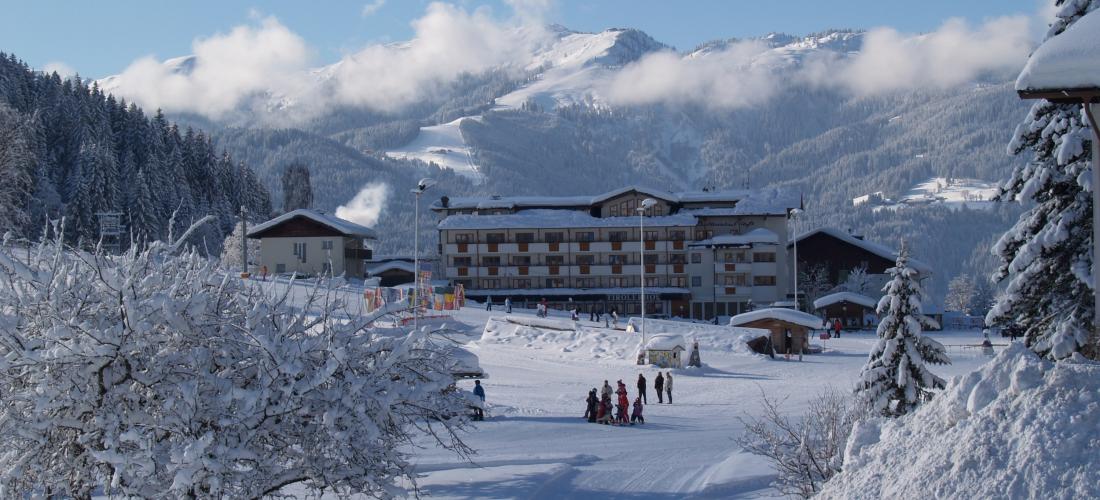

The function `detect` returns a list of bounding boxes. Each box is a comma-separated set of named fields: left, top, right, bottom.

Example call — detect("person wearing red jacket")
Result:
left=615, top=381, right=629, bottom=425
left=833, top=318, right=842, bottom=338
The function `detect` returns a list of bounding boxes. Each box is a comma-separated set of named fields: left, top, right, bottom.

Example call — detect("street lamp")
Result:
left=412, top=178, right=436, bottom=332
left=637, top=198, right=657, bottom=363
left=790, top=208, right=803, bottom=311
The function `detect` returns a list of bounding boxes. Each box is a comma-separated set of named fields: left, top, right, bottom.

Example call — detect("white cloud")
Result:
left=42, top=61, right=76, bottom=78
left=109, top=16, right=312, bottom=119
left=361, top=0, right=386, bottom=18
left=336, top=182, right=389, bottom=227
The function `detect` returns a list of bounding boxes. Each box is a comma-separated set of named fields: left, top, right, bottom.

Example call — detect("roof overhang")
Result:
left=1017, top=88, right=1100, bottom=103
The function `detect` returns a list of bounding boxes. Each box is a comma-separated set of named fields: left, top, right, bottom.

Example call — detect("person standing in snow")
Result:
left=636, top=373, right=647, bottom=404
left=601, top=380, right=613, bottom=399
left=611, top=309, right=619, bottom=328
left=486, top=296, right=493, bottom=312
left=630, top=396, right=644, bottom=425
left=615, top=381, right=629, bottom=425
left=664, top=372, right=673, bottom=404
left=505, top=297, right=511, bottom=313
left=833, top=318, right=842, bottom=338
left=472, top=380, right=486, bottom=421
left=590, top=309, right=595, bottom=322
left=584, top=389, right=598, bottom=421
left=784, top=328, right=793, bottom=360
left=654, top=372, right=664, bottom=403
left=571, top=307, right=579, bottom=321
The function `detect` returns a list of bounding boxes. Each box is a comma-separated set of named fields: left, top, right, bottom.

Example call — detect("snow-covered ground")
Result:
left=855, top=177, right=999, bottom=212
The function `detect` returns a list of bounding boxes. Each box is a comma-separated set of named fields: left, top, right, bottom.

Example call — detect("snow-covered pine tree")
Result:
left=987, top=0, right=1099, bottom=360
left=281, top=162, right=314, bottom=213
left=856, top=246, right=950, bottom=417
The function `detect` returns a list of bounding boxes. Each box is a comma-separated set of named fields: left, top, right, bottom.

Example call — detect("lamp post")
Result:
left=412, top=178, right=435, bottom=332
left=790, top=208, right=803, bottom=311
left=637, top=198, right=657, bottom=363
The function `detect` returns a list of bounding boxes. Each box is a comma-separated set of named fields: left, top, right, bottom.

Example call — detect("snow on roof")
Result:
left=366, top=260, right=415, bottom=275
left=728, top=307, right=824, bottom=329
left=690, top=228, right=779, bottom=247
left=790, top=228, right=932, bottom=274
left=645, top=333, right=687, bottom=351
left=433, top=185, right=797, bottom=215
left=464, top=286, right=690, bottom=297
left=247, top=209, right=377, bottom=239
left=1016, top=9, right=1100, bottom=93
left=813, top=291, right=878, bottom=310
left=438, top=210, right=698, bottom=230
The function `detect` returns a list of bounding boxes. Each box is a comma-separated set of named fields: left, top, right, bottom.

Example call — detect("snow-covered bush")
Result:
left=0, top=221, right=470, bottom=498
left=736, top=389, right=862, bottom=498
left=856, top=246, right=950, bottom=417
left=218, top=220, right=261, bottom=272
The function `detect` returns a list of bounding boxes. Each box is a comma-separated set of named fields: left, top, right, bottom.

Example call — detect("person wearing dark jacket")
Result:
left=584, top=389, right=598, bottom=421
left=631, top=397, right=644, bottom=425
left=636, top=373, right=647, bottom=404
left=473, top=380, right=486, bottom=421
left=654, top=372, right=665, bottom=403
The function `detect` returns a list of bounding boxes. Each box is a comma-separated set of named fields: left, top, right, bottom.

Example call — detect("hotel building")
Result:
left=431, top=186, right=800, bottom=321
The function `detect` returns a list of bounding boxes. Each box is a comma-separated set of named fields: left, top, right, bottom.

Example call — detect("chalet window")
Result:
left=453, top=256, right=472, bottom=266
left=691, top=276, right=702, bottom=287
left=753, top=275, right=776, bottom=286
left=669, top=230, right=685, bottom=241
left=670, top=254, right=687, bottom=264
left=276, top=263, right=286, bottom=273
left=511, top=255, right=531, bottom=266
left=609, top=231, right=629, bottom=242
left=293, top=242, right=307, bottom=262
left=455, top=233, right=473, bottom=243
left=753, top=252, right=776, bottom=263
left=576, top=255, right=595, bottom=265
left=515, top=233, right=535, bottom=243
left=575, top=231, right=595, bottom=242
left=481, top=256, right=501, bottom=266
left=486, top=233, right=506, bottom=244
left=322, top=240, right=333, bottom=250
left=695, top=230, right=713, bottom=240
left=691, top=253, right=702, bottom=264
left=545, top=232, right=564, bottom=243
left=610, top=205, right=620, bottom=216
left=546, top=255, right=565, bottom=266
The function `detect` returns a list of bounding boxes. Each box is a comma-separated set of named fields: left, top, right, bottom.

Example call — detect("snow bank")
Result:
left=819, top=344, right=1100, bottom=499
left=627, top=317, right=767, bottom=355
left=644, top=333, right=686, bottom=350
left=729, top=307, right=824, bottom=330
left=1016, top=8, right=1100, bottom=92
left=479, top=316, right=640, bottom=360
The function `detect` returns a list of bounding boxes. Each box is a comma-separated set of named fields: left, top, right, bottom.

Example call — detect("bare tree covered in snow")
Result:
left=945, top=274, right=977, bottom=314
left=0, top=221, right=470, bottom=498
left=988, top=0, right=1100, bottom=360
left=218, top=220, right=261, bottom=272
left=798, top=263, right=834, bottom=308
left=842, top=264, right=872, bottom=296
left=856, top=246, right=950, bottom=417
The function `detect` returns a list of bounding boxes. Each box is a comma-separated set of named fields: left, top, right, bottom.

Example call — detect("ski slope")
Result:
left=384, top=117, right=482, bottom=180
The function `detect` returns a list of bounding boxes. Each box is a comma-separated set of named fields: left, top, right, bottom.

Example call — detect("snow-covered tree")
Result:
left=842, top=264, right=872, bottom=295
left=218, top=220, right=261, bottom=272
left=281, top=162, right=314, bottom=213
left=987, top=0, right=1100, bottom=360
left=856, top=246, right=950, bottom=417
left=799, top=263, right=834, bottom=308
left=945, top=274, right=977, bottom=314
left=0, top=102, right=32, bottom=233
left=0, top=220, right=471, bottom=498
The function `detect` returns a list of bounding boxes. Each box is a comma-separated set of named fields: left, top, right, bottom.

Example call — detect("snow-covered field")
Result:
left=388, top=304, right=998, bottom=499
left=855, top=177, right=999, bottom=212
left=384, top=117, right=482, bottom=179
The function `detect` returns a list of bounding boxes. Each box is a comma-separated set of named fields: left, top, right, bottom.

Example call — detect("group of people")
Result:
left=486, top=296, right=623, bottom=327
left=584, top=372, right=674, bottom=426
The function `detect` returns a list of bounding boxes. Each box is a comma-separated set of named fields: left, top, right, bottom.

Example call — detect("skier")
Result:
left=636, top=373, right=647, bottom=404
left=784, top=328, right=793, bottom=360
left=601, top=380, right=613, bottom=399
left=584, top=389, right=598, bottom=421
left=616, top=381, right=629, bottom=425
left=664, top=371, right=673, bottom=404
left=472, top=380, right=486, bottom=421
left=630, top=396, right=644, bottom=425
left=571, top=307, right=579, bottom=321
left=486, top=296, right=493, bottom=312
left=597, top=394, right=613, bottom=424
left=654, top=372, right=664, bottom=403
left=833, top=318, right=842, bottom=338
left=505, top=297, right=512, bottom=314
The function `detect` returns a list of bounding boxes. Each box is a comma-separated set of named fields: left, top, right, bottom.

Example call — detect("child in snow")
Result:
left=630, top=397, right=644, bottom=425
left=597, top=394, right=613, bottom=424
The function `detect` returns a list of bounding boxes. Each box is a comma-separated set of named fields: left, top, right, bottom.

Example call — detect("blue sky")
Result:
left=0, top=0, right=1046, bottom=78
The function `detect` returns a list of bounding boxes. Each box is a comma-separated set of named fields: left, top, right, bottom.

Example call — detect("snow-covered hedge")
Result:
left=820, top=344, right=1100, bottom=499
left=0, top=224, right=469, bottom=498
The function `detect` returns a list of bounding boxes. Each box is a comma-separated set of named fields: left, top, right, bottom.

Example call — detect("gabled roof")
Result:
left=431, top=185, right=797, bottom=215
left=813, top=291, right=878, bottom=310
left=789, top=227, right=932, bottom=274
left=366, top=260, right=415, bottom=275
left=247, top=209, right=377, bottom=239
left=729, top=308, right=824, bottom=329
left=1016, top=8, right=1100, bottom=100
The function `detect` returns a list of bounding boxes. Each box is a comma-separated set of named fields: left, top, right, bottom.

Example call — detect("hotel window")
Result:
left=455, top=233, right=473, bottom=244
left=669, top=230, right=685, bottom=241
left=546, top=255, right=565, bottom=266
left=609, top=231, right=629, bottom=242
left=671, top=276, right=687, bottom=287
left=609, top=254, right=628, bottom=265
left=609, top=277, right=628, bottom=287
left=670, top=254, right=687, bottom=264
left=481, top=256, right=500, bottom=266
left=691, top=253, right=702, bottom=264
left=753, top=252, right=776, bottom=263
left=576, top=277, right=597, bottom=288
left=753, top=275, right=777, bottom=286
left=644, top=254, right=658, bottom=264
left=482, top=279, right=501, bottom=288
left=645, top=277, right=660, bottom=287
left=513, top=279, right=532, bottom=288
left=453, top=256, right=472, bottom=266
left=545, top=232, right=564, bottom=243
left=546, top=278, right=565, bottom=288
left=515, top=232, right=535, bottom=243
left=576, top=255, right=595, bottom=265
left=575, top=231, right=595, bottom=242
left=512, top=255, right=531, bottom=266
left=691, top=276, right=702, bottom=287
left=724, top=275, right=738, bottom=285
left=486, top=233, right=506, bottom=244
left=694, top=230, right=713, bottom=240
left=644, top=230, right=659, bottom=241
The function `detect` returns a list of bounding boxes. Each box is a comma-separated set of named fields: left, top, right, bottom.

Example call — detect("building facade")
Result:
left=432, top=186, right=799, bottom=320
left=247, top=209, right=375, bottom=278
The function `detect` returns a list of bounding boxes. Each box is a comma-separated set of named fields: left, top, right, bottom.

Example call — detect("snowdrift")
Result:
left=819, top=344, right=1100, bottom=499
left=626, top=317, right=767, bottom=355
left=480, top=316, right=640, bottom=360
